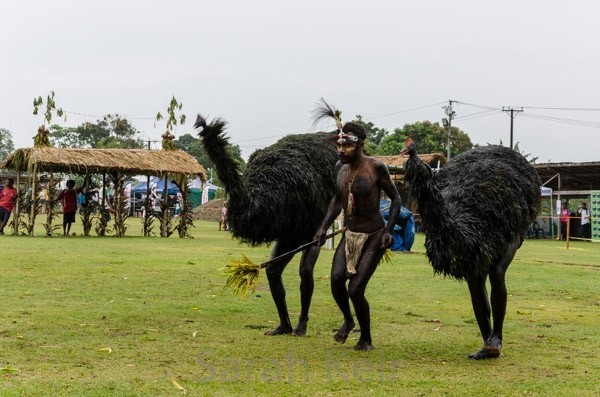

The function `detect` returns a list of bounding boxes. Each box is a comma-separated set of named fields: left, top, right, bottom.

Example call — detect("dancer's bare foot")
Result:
left=469, top=336, right=502, bottom=359
left=292, top=321, right=308, bottom=337
left=333, top=320, right=355, bottom=344
left=354, top=339, right=373, bottom=351
left=264, top=324, right=293, bottom=336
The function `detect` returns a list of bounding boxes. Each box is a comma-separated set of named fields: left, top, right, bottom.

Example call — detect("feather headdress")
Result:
left=311, top=97, right=344, bottom=132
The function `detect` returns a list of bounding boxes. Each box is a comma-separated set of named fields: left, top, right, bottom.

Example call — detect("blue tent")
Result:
left=380, top=199, right=415, bottom=252
left=132, top=177, right=180, bottom=195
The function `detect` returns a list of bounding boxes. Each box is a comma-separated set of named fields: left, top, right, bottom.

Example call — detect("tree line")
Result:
left=1, top=114, right=479, bottom=180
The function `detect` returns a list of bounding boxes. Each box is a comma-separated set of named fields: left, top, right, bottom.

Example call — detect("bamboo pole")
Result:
left=13, top=168, right=20, bottom=236
left=29, top=166, right=37, bottom=236
left=162, top=173, right=169, bottom=237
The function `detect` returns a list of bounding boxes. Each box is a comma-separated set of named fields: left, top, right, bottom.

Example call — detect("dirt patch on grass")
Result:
left=192, top=199, right=225, bottom=222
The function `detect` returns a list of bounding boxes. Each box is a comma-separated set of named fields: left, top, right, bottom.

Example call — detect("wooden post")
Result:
left=29, top=166, right=37, bottom=236
left=13, top=169, right=20, bottom=236
left=143, top=175, right=150, bottom=236
left=162, top=174, right=169, bottom=237
left=566, top=216, right=571, bottom=249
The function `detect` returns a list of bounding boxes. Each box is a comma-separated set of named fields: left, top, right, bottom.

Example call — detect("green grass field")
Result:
left=0, top=220, right=598, bottom=396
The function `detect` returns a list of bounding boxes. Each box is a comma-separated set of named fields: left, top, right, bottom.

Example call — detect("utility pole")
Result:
left=144, top=139, right=159, bottom=150
left=442, top=100, right=455, bottom=160
left=502, top=107, right=523, bottom=149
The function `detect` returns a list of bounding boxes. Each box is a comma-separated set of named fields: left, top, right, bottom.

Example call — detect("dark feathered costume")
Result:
left=404, top=139, right=541, bottom=359
left=194, top=114, right=338, bottom=336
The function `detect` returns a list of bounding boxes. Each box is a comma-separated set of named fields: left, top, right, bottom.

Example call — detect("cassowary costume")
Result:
left=403, top=139, right=541, bottom=359
left=194, top=115, right=338, bottom=336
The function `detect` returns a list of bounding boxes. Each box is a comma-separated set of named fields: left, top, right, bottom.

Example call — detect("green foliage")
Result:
left=33, top=91, right=64, bottom=126
left=0, top=128, right=15, bottom=161
left=42, top=178, right=60, bottom=237
left=376, top=120, right=473, bottom=157
left=354, top=115, right=390, bottom=155
left=514, top=142, right=539, bottom=164
left=156, top=96, right=186, bottom=132
left=50, top=115, right=144, bottom=149
left=175, top=133, right=246, bottom=184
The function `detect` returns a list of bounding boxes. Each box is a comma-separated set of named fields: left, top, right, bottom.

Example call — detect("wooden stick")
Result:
left=258, top=227, right=346, bottom=269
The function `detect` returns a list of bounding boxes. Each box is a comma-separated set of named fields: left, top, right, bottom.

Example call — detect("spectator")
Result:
left=578, top=202, right=591, bottom=239
left=0, top=178, right=18, bottom=235
left=58, top=179, right=82, bottom=236
left=560, top=202, right=570, bottom=241
left=38, top=186, right=49, bottom=214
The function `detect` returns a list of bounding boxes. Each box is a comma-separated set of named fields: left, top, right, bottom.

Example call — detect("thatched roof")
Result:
left=375, top=153, right=447, bottom=174
left=0, top=147, right=207, bottom=180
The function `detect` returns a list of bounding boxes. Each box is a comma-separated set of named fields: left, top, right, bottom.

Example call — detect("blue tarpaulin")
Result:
left=380, top=199, right=415, bottom=252
left=132, top=177, right=180, bottom=195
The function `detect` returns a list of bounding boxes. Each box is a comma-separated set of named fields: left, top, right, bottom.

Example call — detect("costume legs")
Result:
left=294, top=244, right=321, bottom=336
left=466, top=239, right=519, bottom=359
left=264, top=238, right=320, bottom=336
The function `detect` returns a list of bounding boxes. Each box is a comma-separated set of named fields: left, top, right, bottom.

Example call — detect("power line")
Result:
left=521, top=106, right=600, bottom=111
left=520, top=112, right=600, bottom=128
left=454, top=108, right=502, bottom=122
left=363, top=101, right=447, bottom=121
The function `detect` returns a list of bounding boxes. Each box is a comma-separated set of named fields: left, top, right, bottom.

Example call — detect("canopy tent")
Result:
left=132, top=177, right=181, bottom=195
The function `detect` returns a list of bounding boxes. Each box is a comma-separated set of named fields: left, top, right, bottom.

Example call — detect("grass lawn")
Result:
left=0, top=219, right=598, bottom=396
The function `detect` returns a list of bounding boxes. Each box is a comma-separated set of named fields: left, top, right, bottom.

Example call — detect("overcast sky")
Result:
left=2, top=0, right=599, bottom=163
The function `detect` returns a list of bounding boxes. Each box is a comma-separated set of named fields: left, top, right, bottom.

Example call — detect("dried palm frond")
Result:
left=224, top=228, right=346, bottom=297
left=223, top=255, right=261, bottom=297
left=381, top=248, right=393, bottom=264
left=33, top=125, right=51, bottom=147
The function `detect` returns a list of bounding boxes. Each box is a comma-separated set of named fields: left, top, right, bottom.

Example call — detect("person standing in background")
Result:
left=578, top=202, right=591, bottom=239
left=58, top=179, right=82, bottom=236
left=560, top=202, right=570, bottom=241
left=0, top=178, right=18, bottom=235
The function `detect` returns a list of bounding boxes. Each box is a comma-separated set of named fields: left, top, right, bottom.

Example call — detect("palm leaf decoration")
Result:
left=224, top=228, right=346, bottom=297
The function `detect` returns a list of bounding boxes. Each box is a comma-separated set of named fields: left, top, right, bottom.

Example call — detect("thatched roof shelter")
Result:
left=1, top=147, right=207, bottom=179
left=375, top=153, right=447, bottom=175
left=1, top=146, right=207, bottom=238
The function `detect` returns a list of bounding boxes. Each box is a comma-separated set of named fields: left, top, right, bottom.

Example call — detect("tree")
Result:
left=50, top=115, right=144, bottom=149
left=0, top=128, right=15, bottom=162
left=354, top=115, right=389, bottom=155
left=376, top=120, right=473, bottom=157
left=96, top=114, right=144, bottom=148
left=175, top=133, right=245, bottom=184
left=513, top=142, right=539, bottom=164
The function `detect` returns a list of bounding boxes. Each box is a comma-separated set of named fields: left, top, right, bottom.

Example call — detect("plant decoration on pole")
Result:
left=158, top=179, right=173, bottom=238
left=95, top=174, right=113, bottom=237
left=172, top=176, right=194, bottom=239
left=79, top=175, right=98, bottom=237
left=23, top=91, right=65, bottom=236
left=155, top=96, right=186, bottom=237
left=141, top=189, right=157, bottom=237
left=112, top=172, right=128, bottom=237
left=17, top=187, right=37, bottom=236
left=42, top=180, right=61, bottom=237
left=32, top=91, right=64, bottom=147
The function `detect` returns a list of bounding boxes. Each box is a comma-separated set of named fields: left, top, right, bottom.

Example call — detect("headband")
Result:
left=333, top=132, right=361, bottom=144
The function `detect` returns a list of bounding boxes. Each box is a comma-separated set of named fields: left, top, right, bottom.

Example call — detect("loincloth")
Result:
left=344, top=228, right=382, bottom=275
